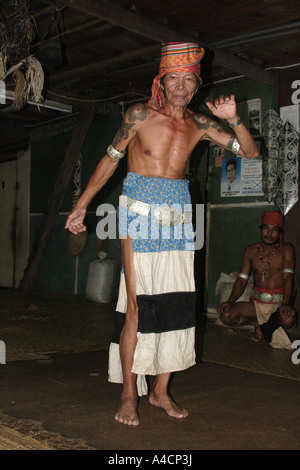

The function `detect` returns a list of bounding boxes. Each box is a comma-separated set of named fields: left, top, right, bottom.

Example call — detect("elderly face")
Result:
left=160, top=72, right=198, bottom=107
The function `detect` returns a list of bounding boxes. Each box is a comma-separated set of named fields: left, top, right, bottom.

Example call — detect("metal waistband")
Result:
left=251, top=290, right=283, bottom=303
left=119, top=195, right=193, bottom=227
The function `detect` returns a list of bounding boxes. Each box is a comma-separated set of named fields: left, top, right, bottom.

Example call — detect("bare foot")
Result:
left=251, top=326, right=263, bottom=342
left=114, top=398, right=139, bottom=426
left=149, top=392, right=188, bottom=419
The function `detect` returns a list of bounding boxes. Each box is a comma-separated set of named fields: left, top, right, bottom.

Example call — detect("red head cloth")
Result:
left=261, top=210, right=284, bottom=244
left=148, top=42, right=205, bottom=110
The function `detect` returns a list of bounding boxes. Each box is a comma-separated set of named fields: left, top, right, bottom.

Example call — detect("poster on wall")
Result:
left=221, top=157, right=263, bottom=197
left=247, top=98, right=261, bottom=135
left=237, top=98, right=262, bottom=136
left=280, top=104, right=300, bottom=133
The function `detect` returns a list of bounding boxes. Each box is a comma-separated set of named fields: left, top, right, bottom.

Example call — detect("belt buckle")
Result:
left=261, top=292, right=273, bottom=303
left=154, top=205, right=181, bottom=227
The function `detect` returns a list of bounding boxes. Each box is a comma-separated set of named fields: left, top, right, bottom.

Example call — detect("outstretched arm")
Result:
left=65, top=103, right=143, bottom=234
left=203, top=94, right=258, bottom=159
left=65, top=155, right=120, bottom=234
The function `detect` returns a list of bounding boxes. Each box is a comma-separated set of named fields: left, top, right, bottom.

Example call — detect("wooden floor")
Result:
left=0, top=288, right=299, bottom=451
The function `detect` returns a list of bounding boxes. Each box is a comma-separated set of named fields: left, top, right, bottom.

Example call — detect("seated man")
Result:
left=217, top=210, right=297, bottom=349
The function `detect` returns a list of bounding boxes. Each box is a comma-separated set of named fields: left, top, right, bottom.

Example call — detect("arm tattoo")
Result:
left=227, top=137, right=235, bottom=150
left=194, top=115, right=223, bottom=132
left=211, top=122, right=223, bottom=133
left=112, top=123, right=135, bottom=146
left=112, top=103, right=150, bottom=146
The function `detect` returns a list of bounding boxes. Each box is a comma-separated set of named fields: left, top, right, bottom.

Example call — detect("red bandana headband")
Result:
left=148, top=42, right=205, bottom=110
left=261, top=210, right=284, bottom=245
left=261, top=211, right=284, bottom=229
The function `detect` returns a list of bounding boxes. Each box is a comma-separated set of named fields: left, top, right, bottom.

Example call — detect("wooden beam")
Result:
left=19, top=107, right=94, bottom=292
left=33, top=18, right=104, bottom=48
left=60, top=0, right=276, bottom=85
left=50, top=44, right=161, bottom=84
left=44, top=88, right=121, bottom=115
left=179, top=0, right=287, bottom=32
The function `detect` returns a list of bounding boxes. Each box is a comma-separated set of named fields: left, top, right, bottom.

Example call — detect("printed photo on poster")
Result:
left=221, top=157, right=242, bottom=196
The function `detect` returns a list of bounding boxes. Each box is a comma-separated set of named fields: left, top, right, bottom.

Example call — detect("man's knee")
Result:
left=219, top=309, right=238, bottom=327
left=281, top=309, right=298, bottom=329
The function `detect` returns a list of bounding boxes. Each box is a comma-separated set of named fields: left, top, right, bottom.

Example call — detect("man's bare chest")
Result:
left=252, top=247, right=284, bottom=274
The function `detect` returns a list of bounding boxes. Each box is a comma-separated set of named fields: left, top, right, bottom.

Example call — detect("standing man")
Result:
left=65, top=42, right=258, bottom=426
left=218, top=210, right=296, bottom=349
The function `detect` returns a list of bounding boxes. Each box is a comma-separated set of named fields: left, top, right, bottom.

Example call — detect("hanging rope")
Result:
left=0, top=0, right=44, bottom=109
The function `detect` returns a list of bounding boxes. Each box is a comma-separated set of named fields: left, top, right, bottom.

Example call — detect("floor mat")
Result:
left=200, top=322, right=300, bottom=382
left=1, top=289, right=299, bottom=381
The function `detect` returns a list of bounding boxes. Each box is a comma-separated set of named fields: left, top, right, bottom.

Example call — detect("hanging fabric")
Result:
left=262, top=108, right=283, bottom=203
left=276, top=121, right=299, bottom=215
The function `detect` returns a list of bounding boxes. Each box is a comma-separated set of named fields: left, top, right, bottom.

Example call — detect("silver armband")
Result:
left=283, top=268, right=294, bottom=274
left=231, top=138, right=240, bottom=155
left=238, top=273, right=249, bottom=280
left=107, top=144, right=126, bottom=160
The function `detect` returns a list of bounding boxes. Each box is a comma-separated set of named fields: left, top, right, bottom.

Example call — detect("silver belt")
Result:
left=119, top=195, right=192, bottom=227
left=251, top=290, right=283, bottom=303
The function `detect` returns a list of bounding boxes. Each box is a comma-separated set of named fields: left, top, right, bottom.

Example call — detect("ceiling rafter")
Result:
left=60, top=0, right=276, bottom=85
left=180, top=0, right=287, bottom=30
left=50, top=43, right=161, bottom=84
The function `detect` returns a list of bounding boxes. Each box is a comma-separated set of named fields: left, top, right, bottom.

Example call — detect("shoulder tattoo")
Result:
left=112, top=103, right=150, bottom=146
left=127, top=103, right=150, bottom=123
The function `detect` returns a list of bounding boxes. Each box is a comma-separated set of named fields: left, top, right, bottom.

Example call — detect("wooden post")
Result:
left=19, top=107, right=94, bottom=292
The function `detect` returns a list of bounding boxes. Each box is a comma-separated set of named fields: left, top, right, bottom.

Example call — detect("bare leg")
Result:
left=114, top=237, right=139, bottom=426
left=149, top=373, right=189, bottom=419
left=219, top=302, right=263, bottom=341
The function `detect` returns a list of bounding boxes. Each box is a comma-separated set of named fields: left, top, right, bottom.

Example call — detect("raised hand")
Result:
left=206, top=94, right=238, bottom=121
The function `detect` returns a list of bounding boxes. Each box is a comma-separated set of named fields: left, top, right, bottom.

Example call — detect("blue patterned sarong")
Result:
left=108, top=172, right=196, bottom=396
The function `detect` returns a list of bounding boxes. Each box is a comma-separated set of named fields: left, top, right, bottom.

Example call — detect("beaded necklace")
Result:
left=259, top=243, right=278, bottom=283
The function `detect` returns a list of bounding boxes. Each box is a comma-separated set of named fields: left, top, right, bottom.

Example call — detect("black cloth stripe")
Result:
left=111, top=291, right=195, bottom=343
left=260, top=308, right=281, bottom=343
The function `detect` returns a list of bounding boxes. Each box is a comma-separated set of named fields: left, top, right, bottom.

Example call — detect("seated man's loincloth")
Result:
left=250, top=287, right=292, bottom=350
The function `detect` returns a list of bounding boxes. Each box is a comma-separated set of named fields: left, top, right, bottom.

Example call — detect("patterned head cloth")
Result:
left=261, top=210, right=284, bottom=244
left=148, top=42, right=205, bottom=110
